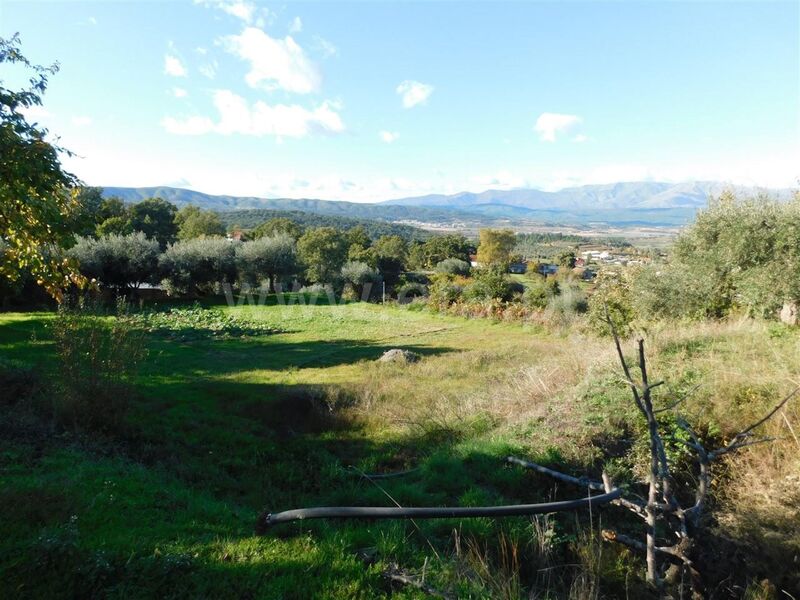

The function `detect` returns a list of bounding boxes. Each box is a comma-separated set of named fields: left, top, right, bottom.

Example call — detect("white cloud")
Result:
left=534, top=112, right=582, bottom=142
left=164, top=54, right=187, bottom=77
left=195, top=46, right=208, bottom=55
left=88, top=16, right=97, bottom=25
left=172, top=87, right=188, bottom=98
left=573, top=134, right=589, bottom=143
left=313, top=36, right=338, bottom=59
left=379, top=131, right=399, bottom=143
left=219, top=0, right=255, bottom=23
left=396, top=80, right=434, bottom=108
left=195, top=0, right=264, bottom=24
left=221, top=27, right=321, bottom=94
left=289, top=16, right=303, bottom=33
left=71, top=116, right=92, bottom=127
left=162, top=89, right=344, bottom=138
left=199, top=61, right=218, bottom=80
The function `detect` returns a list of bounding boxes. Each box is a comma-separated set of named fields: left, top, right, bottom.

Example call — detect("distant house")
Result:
left=469, top=254, right=479, bottom=268
left=537, top=263, right=558, bottom=276
left=575, top=257, right=586, bottom=267
left=508, top=261, right=527, bottom=274
left=228, top=230, right=244, bottom=242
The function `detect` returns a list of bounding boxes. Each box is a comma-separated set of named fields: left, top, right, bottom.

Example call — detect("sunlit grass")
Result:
left=1, top=301, right=799, bottom=596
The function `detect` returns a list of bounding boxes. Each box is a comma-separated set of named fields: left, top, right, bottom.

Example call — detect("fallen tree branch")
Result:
left=508, top=456, right=648, bottom=519
left=505, top=456, right=605, bottom=491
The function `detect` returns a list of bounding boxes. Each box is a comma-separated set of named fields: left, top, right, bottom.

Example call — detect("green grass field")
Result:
left=2, top=300, right=799, bottom=598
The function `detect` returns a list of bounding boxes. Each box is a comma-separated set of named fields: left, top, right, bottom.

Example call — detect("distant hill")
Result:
left=101, top=186, right=471, bottom=224
left=383, top=181, right=793, bottom=211
left=101, top=181, right=794, bottom=228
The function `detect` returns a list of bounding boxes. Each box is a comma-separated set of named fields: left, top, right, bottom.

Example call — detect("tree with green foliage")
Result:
left=70, top=186, right=105, bottom=237
left=296, top=227, right=348, bottom=284
left=129, top=197, right=178, bottom=247
left=340, top=260, right=379, bottom=298
left=94, top=196, right=131, bottom=236
left=346, top=225, right=373, bottom=264
left=476, top=228, right=516, bottom=267
left=614, top=191, right=800, bottom=324
left=372, top=235, right=408, bottom=285
left=409, top=234, right=472, bottom=269
left=68, top=232, right=160, bottom=292
left=160, top=237, right=238, bottom=295
left=96, top=215, right=133, bottom=237
left=0, top=34, right=85, bottom=299
left=98, top=197, right=127, bottom=221
left=252, top=217, right=303, bottom=240
left=557, top=250, right=577, bottom=269
left=236, top=234, right=298, bottom=292
left=175, top=205, right=226, bottom=240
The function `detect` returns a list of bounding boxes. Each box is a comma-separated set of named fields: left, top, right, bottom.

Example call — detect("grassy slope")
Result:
left=1, top=304, right=799, bottom=598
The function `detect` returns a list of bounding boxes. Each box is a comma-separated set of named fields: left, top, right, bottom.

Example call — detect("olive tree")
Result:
left=340, top=260, right=379, bottom=299
left=160, top=237, right=238, bottom=295
left=68, top=232, right=160, bottom=292
left=236, top=234, right=298, bottom=292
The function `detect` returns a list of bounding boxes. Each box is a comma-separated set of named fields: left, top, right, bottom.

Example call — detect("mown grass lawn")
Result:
left=2, top=300, right=799, bottom=598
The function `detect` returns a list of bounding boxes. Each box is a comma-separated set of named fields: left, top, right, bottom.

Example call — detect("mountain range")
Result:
left=102, top=181, right=793, bottom=228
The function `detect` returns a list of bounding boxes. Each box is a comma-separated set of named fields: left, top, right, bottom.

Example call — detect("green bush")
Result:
left=642, top=192, right=800, bottom=319
left=0, top=357, right=42, bottom=407
left=522, top=278, right=557, bottom=309
left=463, top=267, right=515, bottom=302
left=427, top=273, right=464, bottom=309
left=50, top=299, right=146, bottom=434
left=586, top=269, right=636, bottom=336
left=434, top=258, right=471, bottom=277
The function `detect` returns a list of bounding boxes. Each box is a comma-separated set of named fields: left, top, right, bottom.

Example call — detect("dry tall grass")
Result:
left=343, top=315, right=800, bottom=593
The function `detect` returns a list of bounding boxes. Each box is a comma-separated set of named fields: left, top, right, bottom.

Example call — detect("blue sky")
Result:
left=2, top=0, right=798, bottom=201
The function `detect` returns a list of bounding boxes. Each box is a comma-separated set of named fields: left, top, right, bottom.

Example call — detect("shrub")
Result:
left=463, top=267, right=515, bottom=302
left=434, top=258, right=471, bottom=276
left=51, top=299, right=146, bottom=434
left=160, top=237, right=238, bottom=295
left=545, top=284, right=587, bottom=328
left=522, top=279, right=553, bottom=309
left=427, top=273, right=464, bottom=310
left=0, top=357, right=42, bottom=407
left=586, top=269, right=636, bottom=336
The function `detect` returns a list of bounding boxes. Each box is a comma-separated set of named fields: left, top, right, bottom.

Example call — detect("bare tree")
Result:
left=510, top=314, right=796, bottom=597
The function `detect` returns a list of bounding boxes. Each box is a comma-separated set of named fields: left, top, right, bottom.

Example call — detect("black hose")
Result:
left=258, top=488, right=622, bottom=529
